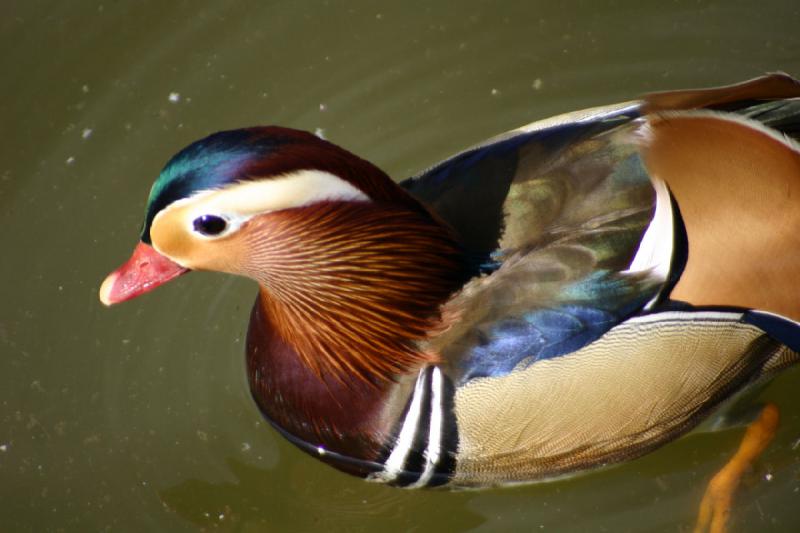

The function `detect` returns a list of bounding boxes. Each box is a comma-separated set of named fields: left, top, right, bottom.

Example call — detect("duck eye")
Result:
left=193, top=214, right=228, bottom=236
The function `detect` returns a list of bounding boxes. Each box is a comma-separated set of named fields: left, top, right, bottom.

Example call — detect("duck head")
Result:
left=100, top=126, right=468, bottom=385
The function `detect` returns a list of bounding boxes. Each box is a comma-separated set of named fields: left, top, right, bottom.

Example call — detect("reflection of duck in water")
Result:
left=102, top=74, right=800, bottom=532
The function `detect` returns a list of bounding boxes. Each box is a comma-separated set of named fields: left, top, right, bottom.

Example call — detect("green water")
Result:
left=3, top=1, right=800, bottom=531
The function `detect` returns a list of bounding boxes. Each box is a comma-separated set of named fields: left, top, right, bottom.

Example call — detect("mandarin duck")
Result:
left=101, top=73, right=800, bottom=532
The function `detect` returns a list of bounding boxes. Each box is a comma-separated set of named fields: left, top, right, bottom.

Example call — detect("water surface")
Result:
left=3, top=1, right=800, bottom=531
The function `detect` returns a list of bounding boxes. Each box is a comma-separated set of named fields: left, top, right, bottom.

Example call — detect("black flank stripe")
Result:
left=375, top=368, right=429, bottom=466
left=427, top=371, right=458, bottom=487
left=659, top=190, right=688, bottom=304
left=393, top=367, right=433, bottom=487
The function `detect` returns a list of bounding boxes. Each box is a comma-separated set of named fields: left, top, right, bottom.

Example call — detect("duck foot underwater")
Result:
left=101, top=73, right=800, bottom=533
left=695, top=403, right=780, bottom=533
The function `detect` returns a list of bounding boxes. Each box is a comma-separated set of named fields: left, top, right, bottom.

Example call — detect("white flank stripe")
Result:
left=408, top=366, right=444, bottom=488
left=368, top=369, right=427, bottom=483
left=626, top=176, right=673, bottom=310
left=628, top=310, right=743, bottom=324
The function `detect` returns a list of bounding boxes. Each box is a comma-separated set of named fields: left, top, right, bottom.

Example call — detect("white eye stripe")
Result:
left=155, top=169, right=371, bottom=240
left=188, top=169, right=369, bottom=218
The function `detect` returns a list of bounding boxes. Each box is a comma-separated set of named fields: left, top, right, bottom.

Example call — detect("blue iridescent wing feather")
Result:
left=401, top=104, right=673, bottom=382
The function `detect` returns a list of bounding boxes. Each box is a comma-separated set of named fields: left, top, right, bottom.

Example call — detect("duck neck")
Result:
left=244, top=200, right=467, bottom=452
